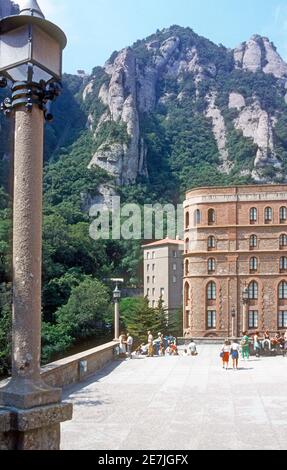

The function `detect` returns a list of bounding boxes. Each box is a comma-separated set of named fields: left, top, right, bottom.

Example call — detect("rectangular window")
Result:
left=147, top=276, right=150, bottom=284
left=152, top=252, right=156, bottom=259
left=152, top=264, right=155, bottom=272
left=152, top=276, right=155, bottom=284
left=152, top=288, right=155, bottom=297
left=147, top=265, right=150, bottom=272
left=207, top=311, right=216, bottom=329
left=249, top=311, right=258, bottom=329
left=173, top=276, right=177, bottom=284
left=173, top=264, right=177, bottom=271
left=147, top=252, right=150, bottom=260
left=147, top=289, right=150, bottom=297
left=160, top=288, right=165, bottom=297
left=173, top=251, right=177, bottom=258
left=279, top=311, right=287, bottom=328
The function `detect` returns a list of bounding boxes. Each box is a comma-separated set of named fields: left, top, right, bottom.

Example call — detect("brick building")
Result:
left=143, top=238, right=184, bottom=314
left=183, top=185, right=287, bottom=338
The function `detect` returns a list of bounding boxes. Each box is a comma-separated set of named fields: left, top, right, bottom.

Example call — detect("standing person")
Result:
left=126, top=333, right=133, bottom=359
left=155, top=333, right=162, bottom=356
left=221, top=340, right=231, bottom=370
left=284, top=331, right=287, bottom=357
left=230, top=340, right=240, bottom=370
left=254, top=331, right=261, bottom=358
left=261, top=331, right=272, bottom=351
left=241, top=332, right=250, bottom=361
left=147, top=331, right=154, bottom=357
left=119, top=332, right=127, bottom=357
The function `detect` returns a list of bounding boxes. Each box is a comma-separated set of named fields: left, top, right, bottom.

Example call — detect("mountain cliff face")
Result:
left=1, top=24, right=287, bottom=202
left=81, top=26, right=287, bottom=193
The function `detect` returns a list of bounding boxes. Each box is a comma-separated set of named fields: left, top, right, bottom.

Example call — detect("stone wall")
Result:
left=41, top=341, right=119, bottom=389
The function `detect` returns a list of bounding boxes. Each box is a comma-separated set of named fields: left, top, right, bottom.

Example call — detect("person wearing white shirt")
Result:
left=221, top=340, right=231, bottom=370
left=230, top=341, right=240, bottom=370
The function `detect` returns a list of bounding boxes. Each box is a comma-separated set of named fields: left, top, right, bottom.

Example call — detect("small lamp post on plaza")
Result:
left=0, top=0, right=72, bottom=450
left=112, top=279, right=124, bottom=340
left=242, top=285, right=249, bottom=334
left=231, top=307, right=236, bottom=339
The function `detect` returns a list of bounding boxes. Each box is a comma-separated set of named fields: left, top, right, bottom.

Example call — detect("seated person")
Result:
left=188, top=339, right=198, bottom=356
left=271, top=332, right=283, bottom=349
left=165, top=346, right=172, bottom=356
left=138, top=344, right=148, bottom=356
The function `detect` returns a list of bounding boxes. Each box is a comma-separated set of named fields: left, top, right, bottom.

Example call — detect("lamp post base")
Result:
left=0, top=378, right=62, bottom=409
left=0, top=377, right=73, bottom=450
left=0, top=402, right=72, bottom=450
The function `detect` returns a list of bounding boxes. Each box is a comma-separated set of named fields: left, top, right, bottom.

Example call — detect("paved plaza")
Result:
left=61, top=345, right=287, bottom=450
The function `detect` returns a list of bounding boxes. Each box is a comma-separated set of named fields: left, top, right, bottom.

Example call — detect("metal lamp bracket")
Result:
left=0, top=79, right=63, bottom=122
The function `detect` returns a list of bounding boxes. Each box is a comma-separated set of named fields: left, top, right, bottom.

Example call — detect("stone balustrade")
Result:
left=41, top=341, right=120, bottom=389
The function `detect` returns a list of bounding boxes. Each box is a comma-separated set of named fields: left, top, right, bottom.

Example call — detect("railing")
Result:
left=41, top=341, right=120, bottom=389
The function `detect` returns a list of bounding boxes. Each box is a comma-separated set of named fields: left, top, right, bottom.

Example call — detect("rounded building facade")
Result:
left=183, top=185, right=287, bottom=338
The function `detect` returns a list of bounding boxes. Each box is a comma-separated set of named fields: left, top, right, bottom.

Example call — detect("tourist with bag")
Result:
left=220, top=340, right=231, bottom=370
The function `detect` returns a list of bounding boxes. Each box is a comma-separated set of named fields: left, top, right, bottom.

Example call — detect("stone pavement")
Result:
left=61, top=345, right=287, bottom=450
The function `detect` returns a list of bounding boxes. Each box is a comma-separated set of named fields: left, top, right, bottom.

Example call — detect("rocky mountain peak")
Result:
left=82, top=26, right=287, bottom=188
left=234, top=34, right=287, bottom=78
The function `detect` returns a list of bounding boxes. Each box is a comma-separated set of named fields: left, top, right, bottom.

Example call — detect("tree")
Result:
left=120, top=297, right=159, bottom=343
left=55, top=277, right=111, bottom=339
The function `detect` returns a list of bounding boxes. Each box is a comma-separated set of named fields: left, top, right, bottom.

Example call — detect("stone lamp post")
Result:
left=112, top=279, right=124, bottom=340
left=0, top=0, right=72, bottom=450
left=242, top=286, right=249, bottom=334
left=231, top=307, right=236, bottom=339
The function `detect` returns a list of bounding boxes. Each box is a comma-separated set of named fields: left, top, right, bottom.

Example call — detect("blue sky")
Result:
left=35, top=0, right=287, bottom=74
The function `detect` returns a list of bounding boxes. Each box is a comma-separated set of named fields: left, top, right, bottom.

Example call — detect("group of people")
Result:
left=220, top=329, right=287, bottom=370
left=118, top=332, right=134, bottom=359
left=254, top=330, right=287, bottom=356
left=136, top=332, right=180, bottom=357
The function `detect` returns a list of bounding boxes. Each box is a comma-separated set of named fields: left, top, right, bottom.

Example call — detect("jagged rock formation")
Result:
left=82, top=26, right=287, bottom=187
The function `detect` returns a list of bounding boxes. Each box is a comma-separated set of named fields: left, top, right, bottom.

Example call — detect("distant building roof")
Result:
left=142, top=238, right=184, bottom=249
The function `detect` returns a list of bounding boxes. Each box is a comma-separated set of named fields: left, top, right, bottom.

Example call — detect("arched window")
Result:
left=250, top=208, right=258, bottom=223
left=184, top=282, right=190, bottom=307
left=279, top=281, right=287, bottom=300
left=250, top=257, right=258, bottom=272
left=265, top=207, right=272, bottom=223
left=280, top=207, right=287, bottom=223
left=194, top=210, right=201, bottom=226
left=280, top=234, right=287, bottom=248
left=248, top=281, right=258, bottom=300
left=208, top=236, right=216, bottom=250
left=185, top=211, right=190, bottom=229
left=185, top=260, right=190, bottom=276
left=250, top=235, right=258, bottom=249
left=185, top=238, right=190, bottom=254
left=208, top=258, right=216, bottom=273
left=280, top=257, right=287, bottom=272
left=207, top=281, right=217, bottom=301
left=208, top=209, right=216, bottom=225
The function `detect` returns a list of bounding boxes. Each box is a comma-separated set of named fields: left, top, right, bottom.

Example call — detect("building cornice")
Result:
left=184, top=192, right=287, bottom=208
left=185, top=224, right=287, bottom=231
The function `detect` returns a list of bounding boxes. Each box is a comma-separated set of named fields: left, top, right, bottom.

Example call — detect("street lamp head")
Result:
left=113, top=285, right=121, bottom=301
left=0, top=1, right=67, bottom=84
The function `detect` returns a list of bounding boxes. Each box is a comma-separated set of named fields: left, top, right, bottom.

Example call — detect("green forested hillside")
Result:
left=1, top=25, right=287, bottom=372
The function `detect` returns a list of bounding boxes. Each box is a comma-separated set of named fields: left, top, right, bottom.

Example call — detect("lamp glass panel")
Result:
left=5, top=63, right=52, bottom=82
left=32, top=25, right=61, bottom=78
left=0, top=25, right=30, bottom=72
